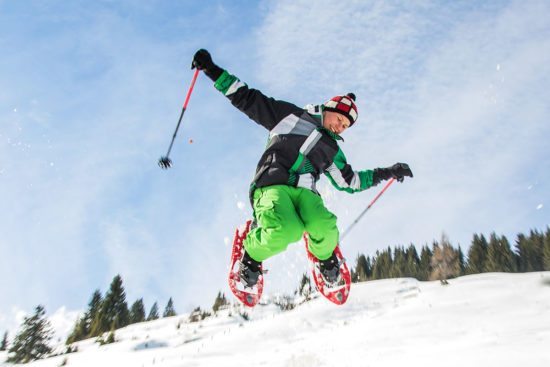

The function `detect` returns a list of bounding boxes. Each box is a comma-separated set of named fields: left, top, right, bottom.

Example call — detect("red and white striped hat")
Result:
left=323, top=93, right=358, bottom=126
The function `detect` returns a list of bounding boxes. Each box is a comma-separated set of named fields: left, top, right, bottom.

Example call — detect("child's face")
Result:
left=323, top=111, right=351, bottom=135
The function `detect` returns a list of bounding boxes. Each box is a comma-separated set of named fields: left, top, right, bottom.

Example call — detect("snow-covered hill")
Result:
left=2, top=272, right=549, bottom=367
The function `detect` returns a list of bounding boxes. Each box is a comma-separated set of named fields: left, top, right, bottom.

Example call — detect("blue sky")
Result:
left=1, top=0, right=549, bottom=336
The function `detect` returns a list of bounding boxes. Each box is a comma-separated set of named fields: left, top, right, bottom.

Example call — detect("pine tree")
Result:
left=188, top=307, right=210, bottom=323
left=391, top=246, right=406, bottom=278
left=66, top=316, right=88, bottom=345
left=457, top=245, right=466, bottom=275
left=354, top=254, right=370, bottom=282
left=7, top=305, right=53, bottom=364
left=370, top=250, right=381, bottom=280
left=372, top=247, right=392, bottom=280
left=90, top=275, right=129, bottom=336
left=418, top=245, right=433, bottom=281
left=429, top=234, right=460, bottom=283
left=500, top=235, right=518, bottom=272
left=297, top=273, right=313, bottom=300
left=87, top=290, right=103, bottom=328
left=486, top=233, right=501, bottom=272
left=97, top=328, right=116, bottom=346
left=105, top=329, right=116, bottom=344
left=274, top=294, right=296, bottom=311
left=529, top=229, right=545, bottom=271
left=147, top=302, right=159, bottom=321
left=212, top=293, right=229, bottom=313
left=129, top=299, right=146, bottom=324
left=486, top=233, right=516, bottom=273
left=515, top=230, right=544, bottom=272
left=467, top=234, right=488, bottom=274
left=543, top=227, right=550, bottom=271
left=67, top=289, right=103, bottom=343
left=188, top=307, right=201, bottom=323
left=163, top=298, right=177, bottom=317
left=212, top=292, right=224, bottom=313
left=404, top=244, right=420, bottom=279
left=365, top=255, right=372, bottom=279
left=0, top=331, right=8, bottom=351
left=515, top=233, right=528, bottom=272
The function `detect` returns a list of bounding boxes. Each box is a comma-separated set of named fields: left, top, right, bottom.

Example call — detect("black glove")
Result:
left=191, top=49, right=223, bottom=81
left=373, top=163, right=413, bottom=185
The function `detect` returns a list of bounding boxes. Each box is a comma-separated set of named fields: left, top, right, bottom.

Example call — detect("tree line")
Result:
left=2, top=274, right=177, bottom=364
left=66, top=274, right=177, bottom=345
left=350, top=227, right=550, bottom=284
left=2, top=275, right=238, bottom=364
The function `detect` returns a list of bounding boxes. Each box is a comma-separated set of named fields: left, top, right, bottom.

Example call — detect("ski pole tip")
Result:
left=158, top=157, right=172, bottom=169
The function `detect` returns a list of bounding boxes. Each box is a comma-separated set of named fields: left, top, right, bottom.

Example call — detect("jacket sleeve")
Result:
left=214, top=70, right=302, bottom=131
left=324, top=147, right=375, bottom=193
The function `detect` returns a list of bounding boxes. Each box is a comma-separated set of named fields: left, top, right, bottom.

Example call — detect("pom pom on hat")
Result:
left=323, top=92, right=358, bottom=126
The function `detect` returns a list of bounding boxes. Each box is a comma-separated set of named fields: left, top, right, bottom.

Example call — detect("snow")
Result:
left=536, top=204, right=543, bottom=210
left=2, top=272, right=549, bottom=367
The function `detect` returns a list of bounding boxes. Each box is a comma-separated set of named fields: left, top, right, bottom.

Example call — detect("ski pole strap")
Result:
left=340, top=178, right=395, bottom=241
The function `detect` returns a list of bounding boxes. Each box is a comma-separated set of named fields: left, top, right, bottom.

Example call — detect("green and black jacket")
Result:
left=213, top=70, right=375, bottom=195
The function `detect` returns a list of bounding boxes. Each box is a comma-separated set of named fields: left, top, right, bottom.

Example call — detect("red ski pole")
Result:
left=340, top=178, right=396, bottom=240
left=159, top=68, right=200, bottom=169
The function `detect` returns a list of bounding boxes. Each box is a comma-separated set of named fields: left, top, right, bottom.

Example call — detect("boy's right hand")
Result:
left=192, top=49, right=223, bottom=81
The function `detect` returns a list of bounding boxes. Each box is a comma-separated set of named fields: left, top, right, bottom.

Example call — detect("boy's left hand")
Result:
left=389, top=163, right=413, bottom=182
left=373, top=163, right=413, bottom=185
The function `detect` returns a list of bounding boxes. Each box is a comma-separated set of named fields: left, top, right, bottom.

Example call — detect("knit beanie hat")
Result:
left=323, top=93, right=358, bottom=126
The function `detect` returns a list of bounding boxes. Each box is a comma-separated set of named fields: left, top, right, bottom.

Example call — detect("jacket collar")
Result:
left=322, top=127, right=344, bottom=141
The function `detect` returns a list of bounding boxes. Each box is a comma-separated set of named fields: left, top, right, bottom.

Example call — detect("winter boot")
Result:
left=319, top=251, right=340, bottom=285
left=239, top=250, right=262, bottom=288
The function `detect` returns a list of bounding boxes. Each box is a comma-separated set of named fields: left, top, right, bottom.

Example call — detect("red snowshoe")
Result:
left=303, top=234, right=351, bottom=305
left=228, top=220, right=265, bottom=307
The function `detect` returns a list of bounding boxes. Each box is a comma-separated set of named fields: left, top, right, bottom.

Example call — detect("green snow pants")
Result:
left=243, top=185, right=339, bottom=262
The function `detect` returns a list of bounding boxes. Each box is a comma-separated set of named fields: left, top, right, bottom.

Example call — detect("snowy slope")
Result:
left=2, top=272, right=549, bottom=367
